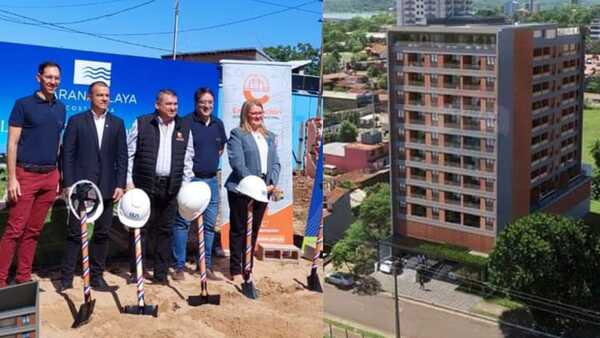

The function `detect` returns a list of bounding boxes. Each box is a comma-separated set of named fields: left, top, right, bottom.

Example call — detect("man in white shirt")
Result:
left=126, top=89, right=193, bottom=284
left=60, top=81, right=128, bottom=291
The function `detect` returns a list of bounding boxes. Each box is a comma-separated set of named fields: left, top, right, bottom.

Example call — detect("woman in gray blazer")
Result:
left=225, top=99, right=280, bottom=281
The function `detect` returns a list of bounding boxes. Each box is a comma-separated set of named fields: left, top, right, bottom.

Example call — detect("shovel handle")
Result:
left=244, top=200, right=254, bottom=279
left=196, top=215, right=207, bottom=283
left=134, top=228, right=145, bottom=307
left=79, top=211, right=92, bottom=303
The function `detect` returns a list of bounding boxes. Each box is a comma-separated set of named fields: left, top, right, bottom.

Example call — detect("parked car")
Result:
left=379, top=256, right=403, bottom=274
left=325, top=272, right=354, bottom=289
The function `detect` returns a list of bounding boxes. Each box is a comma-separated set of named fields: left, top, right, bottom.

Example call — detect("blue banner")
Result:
left=303, top=140, right=323, bottom=248
left=0, top=41, right=220, bottom=152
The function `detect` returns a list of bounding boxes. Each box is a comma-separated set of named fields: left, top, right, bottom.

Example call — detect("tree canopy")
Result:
left=488, top=213, right=600, bottom=333
left=263, top=43, right=320, bottom=76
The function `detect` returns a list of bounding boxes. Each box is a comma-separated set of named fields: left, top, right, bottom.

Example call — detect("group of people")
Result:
left=0, top=61, right=280, bottom=291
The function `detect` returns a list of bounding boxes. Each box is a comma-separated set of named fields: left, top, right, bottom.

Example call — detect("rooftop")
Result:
left=324, top=142, right=348, bottom=157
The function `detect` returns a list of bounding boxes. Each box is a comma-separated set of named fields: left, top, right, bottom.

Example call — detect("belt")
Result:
left=156, top=176, right=170, bottom=184
left=18, top=163, right=56, bottom=174
left=194, top=172, right=217, bottom=179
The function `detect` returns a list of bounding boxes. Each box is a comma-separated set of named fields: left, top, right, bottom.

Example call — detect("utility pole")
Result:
left=393, top=265, right=401, bottom=338
left=171, top=0, right=180, bottom=60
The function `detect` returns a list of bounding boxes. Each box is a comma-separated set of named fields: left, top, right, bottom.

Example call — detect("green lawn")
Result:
left=583, top=108, right=600, bottom=170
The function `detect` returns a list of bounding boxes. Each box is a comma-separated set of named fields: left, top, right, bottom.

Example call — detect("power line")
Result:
left=49, top=0, right=156, bottom=25
left=247, top=0, right=321, bottom=15
left=0, top=0, right=138, bottom=9
left=0, top=8, right=169, bottom=52
left=98, top=0, right=319, bottom=37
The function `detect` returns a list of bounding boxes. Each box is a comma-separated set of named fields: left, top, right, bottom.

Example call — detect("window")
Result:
left=431, top=113, right=439, bottom=124
left=431, top=132, right=439, bottom=145
left=533, top=30, right=542, bottom=38
left=431, top=151, right=439, bottom=162
left=431, top=190, right=439, bottom=201
left=432, top=207, right=440, bottom=220
left=431, top=54, right=438, bottom=63
left=485, top=119, right=495, bottom=130
left=486, top=56, right=496, bottom=66
left=545, top=29, right=556, bottom=39
left=396, top=53, right=404, bottom=61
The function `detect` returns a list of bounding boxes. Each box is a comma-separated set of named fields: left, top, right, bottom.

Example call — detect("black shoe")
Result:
left=58, top=280, right=73, bottom=292
left=151, top=275, right=168, bottom=285
left=91, top=277, right=117, bottom=292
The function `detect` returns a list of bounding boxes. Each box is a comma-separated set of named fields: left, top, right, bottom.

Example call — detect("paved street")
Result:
left=324, top=284, right=544, bottom=338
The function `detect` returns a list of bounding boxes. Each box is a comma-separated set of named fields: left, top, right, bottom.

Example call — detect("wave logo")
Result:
left=73, top=60, right=112, bottom=86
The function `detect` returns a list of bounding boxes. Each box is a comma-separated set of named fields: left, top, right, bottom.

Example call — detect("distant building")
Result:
left=525, top=0, right=540, bottom=14
left=503, top=0, right=519, bottom=18
left=589, top=18, right=600, bottom=41
left=388, top=23, right=589, bottom=252
left=324, top=142, right=389, bottom=174
left=396, top=0, right=473, bottom=26
left=162, top=47, right=274, bottom=63
left=361, top=129, right=383, bottom=144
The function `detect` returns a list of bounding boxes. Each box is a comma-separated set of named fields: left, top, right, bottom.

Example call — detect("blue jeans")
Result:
left=171, top=176, right=219, bottom=270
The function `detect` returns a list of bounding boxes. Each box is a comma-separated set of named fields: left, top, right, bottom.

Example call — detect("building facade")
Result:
left=396, top=0, right=473, bottom=26
left=387, top=24, right=590, bottom=252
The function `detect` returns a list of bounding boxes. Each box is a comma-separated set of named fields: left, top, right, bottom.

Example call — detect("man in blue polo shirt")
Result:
left=171, top=87, right=226, bottom=281
left=0, top=61, right=66, bottom=288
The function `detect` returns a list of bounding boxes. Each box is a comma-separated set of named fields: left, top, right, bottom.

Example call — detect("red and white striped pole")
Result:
left=197, top=216, right=207, bottom=289
left=79, top=211, right=91, bottom=304
left=244, top=200, right=254, bottom=281
left=134, top=228, right=145, bottom=308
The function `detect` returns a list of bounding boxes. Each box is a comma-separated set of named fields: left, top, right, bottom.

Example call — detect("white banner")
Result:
left=220, top=60, right=294, bottom=245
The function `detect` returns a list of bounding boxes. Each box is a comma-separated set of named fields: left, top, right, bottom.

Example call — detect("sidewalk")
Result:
left=373, top=269, right=482, bottom=312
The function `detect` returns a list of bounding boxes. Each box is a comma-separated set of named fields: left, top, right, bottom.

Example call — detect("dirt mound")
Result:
left=36, top=258, right=322, bottom=337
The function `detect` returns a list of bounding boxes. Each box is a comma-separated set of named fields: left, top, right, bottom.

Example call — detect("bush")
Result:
left=416, top=242, right=488, bottom=269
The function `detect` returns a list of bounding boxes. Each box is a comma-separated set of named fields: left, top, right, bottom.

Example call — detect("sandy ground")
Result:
left=35, top=256, right=323, bottom=338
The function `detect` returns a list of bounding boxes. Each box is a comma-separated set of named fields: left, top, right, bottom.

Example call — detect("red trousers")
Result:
left=0, top=167, right=59, bottom=286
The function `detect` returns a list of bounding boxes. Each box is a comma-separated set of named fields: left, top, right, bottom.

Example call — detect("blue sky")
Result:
left=0, top=0, right=322, bottom=58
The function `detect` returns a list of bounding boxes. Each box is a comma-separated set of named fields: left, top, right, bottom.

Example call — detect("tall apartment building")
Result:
left=387, top=24, right=591, bottom=252
left=396, top=0, right=473, bottom=26
left=588, top=18, right=600, bottom=40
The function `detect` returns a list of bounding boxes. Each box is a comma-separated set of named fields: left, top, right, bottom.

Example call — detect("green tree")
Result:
left=590, top=139, right=600, bottom=168
left=367, top=64, right=382, bottom=78
left=337, top=120, right=358, bottom=142
left=331, top=184, right=391, bottom=293
left=489, top=213, right=600, bottom=334
left=263, top=43, right=320, bottom=76
left=323, top=53, right=341, bottom=74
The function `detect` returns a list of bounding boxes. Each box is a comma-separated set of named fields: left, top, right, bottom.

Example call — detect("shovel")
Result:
left=123, top=228, right=158, bottom=317
left=307, top=222, right=323, bottom=293
left=188, top=215, right=221, bottom=306
left=241, top=200, right=258, bottom=299
left=72, top=208, right=96, bottom=328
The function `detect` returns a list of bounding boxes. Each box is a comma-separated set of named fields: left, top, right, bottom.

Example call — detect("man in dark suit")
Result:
left=60, top=81, right=128, bottom=291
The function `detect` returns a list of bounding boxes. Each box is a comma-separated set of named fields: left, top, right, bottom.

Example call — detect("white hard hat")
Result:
left=68, top=180, right=104, bottom=223
left=235, top=175, right=269, bottom=203
left=177, top=181, right=211, bottom=221
left=118, top=188, right=151, bottom=229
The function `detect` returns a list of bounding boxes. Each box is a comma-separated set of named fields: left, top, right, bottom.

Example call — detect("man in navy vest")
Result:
left=60, top=81, right=128, bottom=292
left=127, top=89, right=194, bottom=284
left=0, top=62, right=65, bottom=288
left=171, top=87, right=226, bottom=281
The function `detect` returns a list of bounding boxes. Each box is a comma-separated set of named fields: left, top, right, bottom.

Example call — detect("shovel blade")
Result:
left=72, top=299, right=96, bottom=328
left=241, top=281, right=259, bottom=299
left=123, top=304, right=159, bottom=317
left=188, top=294, right=221, bottom=306
left=307, top=271, right=323, bottom=293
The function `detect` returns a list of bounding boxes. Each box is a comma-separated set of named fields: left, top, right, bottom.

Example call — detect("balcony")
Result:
left=407, top=61, right=424, bottom=67
left=463, top=63, right=481, bottom=70
left=411, top=173, right=427, bottom=181
left=446, top=197, right=461, bottom=205
left=463, top=163, right=479, bottom=171
left=444, top=62, right=460, bottom=69
left=463, top=182, right=481, bottom=190
left=444, top=102, right=460, bottom=109
left=464, top=201, right=481, bottom=209
left=411, top=192, right=427, bottom=200
left=444, top=160, right=461, bottom=168
left=443, top=82, right=460, bottom=89
left=408, top=80, right=425, bottom=87
left=408, top=100, right=426, bottom=106
left=462, top=83, right=481, bottom=91
left=485, top=83, right=495, bottom=92
left=463, top=123, right=481, bottom=131
left=444, top=122, right=460, bottom=129
left=409, top=118, right=426, bottom=125
left=411, top=155, right=426, bottom=163
left=463, top=143, right=481, bottom=151
left=445, top=141, right=461, bottom=149
left=411, top=137, right=426, bottom=144
left=464, top=104, right=481, bottom=111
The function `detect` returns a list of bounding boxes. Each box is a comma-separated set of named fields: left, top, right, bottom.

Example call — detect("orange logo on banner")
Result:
left=243, top=74, right=270, bottom=104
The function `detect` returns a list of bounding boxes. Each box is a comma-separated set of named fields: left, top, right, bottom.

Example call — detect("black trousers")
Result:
left=61, top=198, right=113, bottom=282
left=129, top=180, right=178, bottom=280
left=227, top=191, right=267, bottom=276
